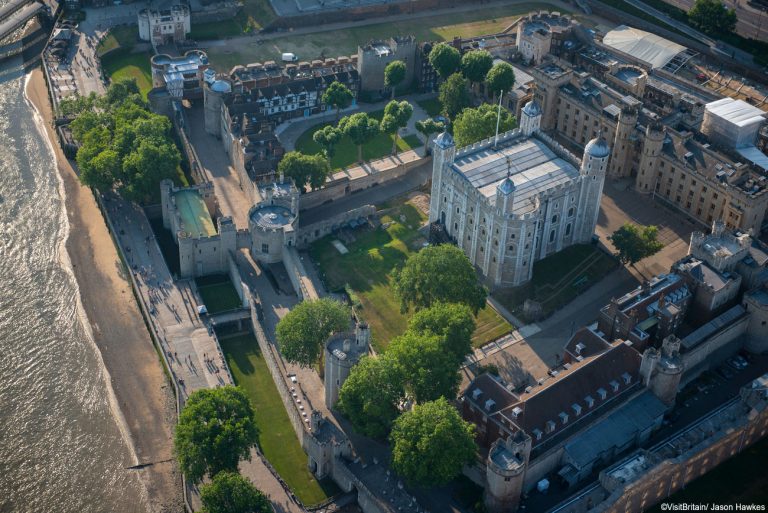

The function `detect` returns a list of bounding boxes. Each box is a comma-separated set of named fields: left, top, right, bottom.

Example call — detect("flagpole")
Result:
left=494, top=90, right=504, bottom=149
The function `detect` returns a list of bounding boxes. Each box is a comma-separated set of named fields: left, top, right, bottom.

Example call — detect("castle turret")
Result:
left=577, top=133, right=609, bottom=243
left=609, top=106, right=638, bottom=178
left=646, top=335, right=684, bottom=406
left=429, top=130, right=455, bottom=226
left=204, top=79, right=232, bottom=138
left=519, top=100, right=542, bottom=137
left=635, top=123, right=665, bottom=194
left=485, top=431, right=531, bottom=513
left=324, top=324, right=370, bottom=408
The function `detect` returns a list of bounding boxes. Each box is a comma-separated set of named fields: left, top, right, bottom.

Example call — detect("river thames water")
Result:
left=0, top=42, right=148, bottom=513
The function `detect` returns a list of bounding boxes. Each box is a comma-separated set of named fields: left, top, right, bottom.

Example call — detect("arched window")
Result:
left=549, top=230, right=556, bottom=243
left=568, top=207, right=575, bottom=217
left=565, top=223, right=572, bottom=236
left=551, top=215, right=558, bottom=224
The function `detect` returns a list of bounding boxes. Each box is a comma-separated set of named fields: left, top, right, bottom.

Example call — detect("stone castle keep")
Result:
left=429, top=100, right=608, bottom=289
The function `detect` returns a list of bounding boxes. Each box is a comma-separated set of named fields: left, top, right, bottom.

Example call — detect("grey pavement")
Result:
left=102, top=194, right=303, bottom=511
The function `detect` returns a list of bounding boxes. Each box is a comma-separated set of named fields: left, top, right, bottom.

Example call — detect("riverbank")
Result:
left=25, top=67, right=184, bottom=513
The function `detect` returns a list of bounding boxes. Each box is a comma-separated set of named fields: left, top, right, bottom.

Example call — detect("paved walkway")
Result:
left=101, top=194, right=303, bottom=511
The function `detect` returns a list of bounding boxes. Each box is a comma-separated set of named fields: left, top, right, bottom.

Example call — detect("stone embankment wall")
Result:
left=282, top=246, right=319, bottom=301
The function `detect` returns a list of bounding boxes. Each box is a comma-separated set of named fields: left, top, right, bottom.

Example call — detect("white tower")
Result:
left=577, top=133, right=610, bottom=243
left=519, top=100, right=542, bottom=137
left=429, top=130, right=456, bottom=226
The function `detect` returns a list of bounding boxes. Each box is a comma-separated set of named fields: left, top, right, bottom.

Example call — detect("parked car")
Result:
left=281, top=52, right=298, bottom=63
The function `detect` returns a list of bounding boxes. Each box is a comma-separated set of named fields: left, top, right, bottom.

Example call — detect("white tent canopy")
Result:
left=603, top=25, right=686, bottom=69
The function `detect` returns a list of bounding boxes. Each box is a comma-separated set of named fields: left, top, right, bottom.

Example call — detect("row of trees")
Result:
left=173, top=386, right=270, bottom=513
left=62, top=79, right=182, bottom=203
left=278, top=98, right=423, bottom=191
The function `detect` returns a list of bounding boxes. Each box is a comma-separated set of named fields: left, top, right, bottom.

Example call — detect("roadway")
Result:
left=662, top=0, right=768, bottom=42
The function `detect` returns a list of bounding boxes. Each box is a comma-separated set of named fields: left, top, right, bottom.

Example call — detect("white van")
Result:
left=281, top=53, right=298, bottom=62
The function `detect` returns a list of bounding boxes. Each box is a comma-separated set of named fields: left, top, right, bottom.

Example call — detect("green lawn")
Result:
left=309, top=199, right=511, bottom=351
left=96, top=26, right=138, bottom=57
left=220, top=334, right=338, bottom=506
left=196, top=275, right=242, bottom=314
left=206, top=3, right=566, bottom=70
left=493, top=244, right=617, bottom=322
left=416, top=98, right=443, bottom=117
left=294, top=111, right=422, bottom=170
left=101, top=49, right=153, bottom=99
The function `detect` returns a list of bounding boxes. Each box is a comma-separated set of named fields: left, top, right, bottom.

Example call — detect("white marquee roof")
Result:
left=603, top=25, right=686, bottom=69
left=705, top=98, right=766, bottom=129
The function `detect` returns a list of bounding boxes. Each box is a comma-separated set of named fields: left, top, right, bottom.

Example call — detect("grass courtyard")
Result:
left=493, top=244, right=618, bottom=322
left=294, top=110, right=422, bottom=170
left=309, top=198, right=511, bottom=352
left=96, top=26, right=139, bottom=57
left=206, top=3, right=567, bottom=70
left=101, top=49, right=153, bottom=99
left=220, top=333, right=338, bottom=506
left=196, top=275, right=242, bottom=314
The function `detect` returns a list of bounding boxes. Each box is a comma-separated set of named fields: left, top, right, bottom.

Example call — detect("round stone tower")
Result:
left=635, top=123, right=665, bottom=194
left=649, top=335, right=684, bottom=406
left=248, top=182, right=299, bottom=264
left=324, top=323, right=370, bottom=408
left=485, top=431, right=531, bottom=513
left=578, top=133, right=610, bottom=242
left=204, top=79, right=232, bottom=139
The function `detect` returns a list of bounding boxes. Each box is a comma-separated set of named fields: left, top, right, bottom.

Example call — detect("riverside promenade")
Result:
left=101, top=194, right=305, bottom=513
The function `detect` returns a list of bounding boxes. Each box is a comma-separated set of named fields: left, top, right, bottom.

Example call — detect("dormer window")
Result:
left=485, top=399, right=496, bottom=412
left=610, top=380, right=620, bottom=392
left=472, top=388, right=483, bottom=401
left=512, top=406, right=523, bottom=418
left=572, top=403, right=582, bottom=416
left=575, top=342, right=586, bottom=355
left=559, top=412, right=569, bottom=425
left=585, top=395, right=595, bottom=408
left=597, top=388, right=608, bottom=400
left=533, top=428, right=543, bottom=440
left=546, top=420, right=556, bottom=433
left=622, top=372, right=632, bottom=385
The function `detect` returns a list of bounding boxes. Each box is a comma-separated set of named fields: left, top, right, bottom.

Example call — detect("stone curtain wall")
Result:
left=296, top=205, right=376, bottom=249
left=300, top=156, right=429, bottom=211
left=226, top=252, right=250, bottom=308
left=249, top=298, right=308, bottom=443
left=282, top=246, right=319, bottom=301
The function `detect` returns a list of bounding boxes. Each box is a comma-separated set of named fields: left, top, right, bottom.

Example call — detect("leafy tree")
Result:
left=174, top=386, right=259, bottom=484
left=453, top=103, right=516, bottom=147
left=337, top=355, right=405, bottom=438
left=460, top=50, right=493, bottom=86
left=392, top=244, right=488, bottom=314
left=408, top=302, right=475, bottom=365
left=415, top=118, right=444, bottom=156
left=200, top=472, right=271, bottom=513
left=389, top=397, right=477, bottom=487
left=380, top=100, right=414, bottom=155
left=59, top=91, right=98, bottom=117
left=387, top=332, right=461, bottom=403
left=339, top=112, right=379, bottom=163
left=429, top=42, right=461, bottom=79
left=609, top=222, right=665, bottom=265
left=103, top=77, right=141, bottom=106
left=485, top=62, right=516, bottom=98
left=384, top=60, right=407, bottom=99
left=322, top=81, right=354, bottom=120
left=81, top=149, right=122, bottom=192
left=120, top=140, right=180, bottom=202
left=277, top=151, right=331, bottom=192
left=276, top=298, right=349, bottom=367
left=312, top=125, right=343, bottom=160
left=689, top=0, right=737, bottom=35
left=438, top=73, right=470, bottom=120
